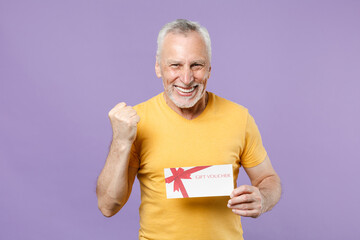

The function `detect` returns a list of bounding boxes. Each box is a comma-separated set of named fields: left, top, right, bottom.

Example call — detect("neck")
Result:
left=164, top=92, right=208, bottom=120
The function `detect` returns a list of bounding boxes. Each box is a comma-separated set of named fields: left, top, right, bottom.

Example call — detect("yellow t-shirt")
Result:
left=131, top=92, right=267, bottom=240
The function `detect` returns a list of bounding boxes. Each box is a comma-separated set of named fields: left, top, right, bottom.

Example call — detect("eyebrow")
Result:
left=166, top=59, right=206, bottom=65
left=190, top=60, right=206, bottom=65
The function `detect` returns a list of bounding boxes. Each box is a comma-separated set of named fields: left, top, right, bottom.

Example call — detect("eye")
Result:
left=170, top=64, right=180, bottom=68
left=191, top=63, right=204, bottom=70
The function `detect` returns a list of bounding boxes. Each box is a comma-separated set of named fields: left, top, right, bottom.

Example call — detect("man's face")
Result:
left=155, top=31, right=211, bottom=109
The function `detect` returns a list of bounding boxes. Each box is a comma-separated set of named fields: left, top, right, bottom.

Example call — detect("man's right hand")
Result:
left=108, top=102, right=140, bottom=143
left=97, top=102, right=140, bottom=217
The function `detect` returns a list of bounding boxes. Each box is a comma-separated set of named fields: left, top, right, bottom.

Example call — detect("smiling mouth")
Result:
left=175, top=85, right=198, bottom=94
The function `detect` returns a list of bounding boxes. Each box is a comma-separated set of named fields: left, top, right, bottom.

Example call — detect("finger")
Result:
left=230, top=185, right=254, bottom=198
left=121, top=107, right=138, bottom=118
left=132, top=114, right=140, bottom=123
left=109, top=102, right=127, bottom=116
left=227, top=202, right=254, bottom=210
left=231, top=208, right=260, bottom=218
left=123, top=106, right=136, bottom=113
left=126, top=115, right=140, bottom=126
left=112, top=102, right=127, bottom=111
left=228, top=194, right=255, bottom=205
left=112, top=106, right=135, bottom=117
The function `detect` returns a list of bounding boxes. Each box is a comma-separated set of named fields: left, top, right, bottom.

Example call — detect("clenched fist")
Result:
left=108, top=102, right=140, bottom=143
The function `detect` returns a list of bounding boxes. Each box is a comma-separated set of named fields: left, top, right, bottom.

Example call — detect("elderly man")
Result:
left=97, top=19, right=281, bottom=239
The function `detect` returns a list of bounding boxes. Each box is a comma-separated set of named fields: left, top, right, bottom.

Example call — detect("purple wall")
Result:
left=1, top=1, right=359, bottom=239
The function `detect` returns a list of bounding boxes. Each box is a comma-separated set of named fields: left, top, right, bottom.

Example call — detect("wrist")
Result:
left=112, top=132, right=135, bottom=144
left=111, top=137, right=134, bottom=150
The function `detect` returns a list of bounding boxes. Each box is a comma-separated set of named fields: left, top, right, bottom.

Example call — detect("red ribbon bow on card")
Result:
left=165, top=166, right=210, bottom=198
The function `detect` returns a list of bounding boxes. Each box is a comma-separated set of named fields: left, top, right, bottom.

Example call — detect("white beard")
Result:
left=164, top=83, right=205, bottom=109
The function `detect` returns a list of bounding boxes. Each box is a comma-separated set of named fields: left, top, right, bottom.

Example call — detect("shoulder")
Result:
left=209, top=92, right=249, bottom=117
left=133, top=93, right=162, bottom=114
left=132, top=93, right=163, bottom=127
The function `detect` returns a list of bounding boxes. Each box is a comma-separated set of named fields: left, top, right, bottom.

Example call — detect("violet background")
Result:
left=1, top=0, right=359, bottom=239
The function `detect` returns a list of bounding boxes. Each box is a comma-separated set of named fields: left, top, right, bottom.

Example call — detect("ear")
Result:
left=207, top=65, right=212, bottom=78
left=155, top=57, right=162, bottom=78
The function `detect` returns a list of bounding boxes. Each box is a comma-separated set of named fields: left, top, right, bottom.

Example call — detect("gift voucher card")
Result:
left=164, top=164, right=234, bottom=199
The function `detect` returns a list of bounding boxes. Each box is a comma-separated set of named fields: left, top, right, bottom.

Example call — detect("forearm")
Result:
left=96, top=139, right=133, bottom=216
left=256, top=174, right=282, bottom=213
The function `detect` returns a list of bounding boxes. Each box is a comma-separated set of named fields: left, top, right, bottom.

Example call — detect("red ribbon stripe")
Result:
left=165, top=166, right=211, bottom=198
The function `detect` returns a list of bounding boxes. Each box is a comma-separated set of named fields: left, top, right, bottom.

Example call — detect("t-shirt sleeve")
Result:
left=129, top=143, right=140, bottom=169
left=240, top=112, right=267, bottom=168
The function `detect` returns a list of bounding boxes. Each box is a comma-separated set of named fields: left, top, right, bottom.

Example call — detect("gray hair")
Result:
left=156, top=19, right=212, bottom=63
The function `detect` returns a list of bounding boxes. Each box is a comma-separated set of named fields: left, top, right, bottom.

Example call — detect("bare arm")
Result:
left=96, top=102, right=140, bottom=217
left=228, top=155, right=281, bottom=218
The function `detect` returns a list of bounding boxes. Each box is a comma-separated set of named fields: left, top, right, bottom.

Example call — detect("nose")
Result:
left=181, top=66, right=194, bottom=85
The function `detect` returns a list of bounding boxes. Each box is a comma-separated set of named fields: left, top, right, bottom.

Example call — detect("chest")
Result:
left=136, top=119, right=244, bottom=180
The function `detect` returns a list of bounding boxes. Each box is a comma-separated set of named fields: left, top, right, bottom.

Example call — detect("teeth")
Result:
left=176, top=86, right=195, bottom=93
